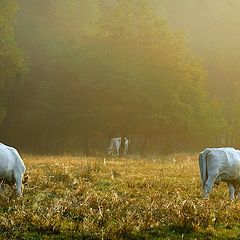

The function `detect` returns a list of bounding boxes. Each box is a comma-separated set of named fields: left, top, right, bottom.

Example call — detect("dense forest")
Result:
left=0, top=0, right=239, bottom=155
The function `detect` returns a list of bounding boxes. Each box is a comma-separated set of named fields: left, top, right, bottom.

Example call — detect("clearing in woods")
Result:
left=0, top=153, right=239, bottom=239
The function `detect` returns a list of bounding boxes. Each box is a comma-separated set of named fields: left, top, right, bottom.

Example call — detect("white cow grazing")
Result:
left=0, top=143, right=26, bottom=196
left=108, top=137, right=129, bottom=156
left=199, top=147, right=240, bottom=199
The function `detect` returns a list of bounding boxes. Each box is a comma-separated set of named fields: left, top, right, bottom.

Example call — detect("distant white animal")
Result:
left=123, top=138, right=129, bottom=156
left=108, top=137, right=129, bottom=156
left=0, top=143, right=27, bottom=196
left=199, top=147, right=240, bottom=199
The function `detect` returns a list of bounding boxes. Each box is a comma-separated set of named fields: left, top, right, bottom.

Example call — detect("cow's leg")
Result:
left=108, top=140, right=114, bottom=156
left=203, top=175, right=217, bottom=199
left=227, top=182, right=236, bottom=200
left=108, top=144, right=114, bottom=156
left=14, top=174, right=23, bottom=196
left=15, top=181, right=22, bottom=196
left=116, top=145, right=120, bottom=157
left=0, top=182, right=5, bottom=194
left=123, top=145, right=128, bottom=156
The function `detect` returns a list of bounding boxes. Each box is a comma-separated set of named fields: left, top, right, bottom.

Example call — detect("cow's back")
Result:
left=0, top=144, right=26, bottom=176
left=207, top=147, right=240, bottom=181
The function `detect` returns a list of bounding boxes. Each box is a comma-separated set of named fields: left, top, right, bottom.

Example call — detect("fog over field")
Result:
left=1, top=1, right=240, bottom=154
left=152, top=0, right=240, bottom=95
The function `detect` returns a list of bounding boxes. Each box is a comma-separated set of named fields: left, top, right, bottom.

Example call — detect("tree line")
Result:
left=0, top=0, right=237, bottom=155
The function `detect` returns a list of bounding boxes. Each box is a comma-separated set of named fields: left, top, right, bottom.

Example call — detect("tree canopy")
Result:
left=0, top=0, right=27, bottom=124
left=0, top=0, right=238, bottom=154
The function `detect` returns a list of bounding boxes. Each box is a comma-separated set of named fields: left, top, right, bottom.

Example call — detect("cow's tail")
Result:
left=198, top=148, right=211, bottom=187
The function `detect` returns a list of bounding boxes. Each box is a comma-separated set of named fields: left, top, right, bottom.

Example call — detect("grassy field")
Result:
left=0, top=153, right=240, bottom=239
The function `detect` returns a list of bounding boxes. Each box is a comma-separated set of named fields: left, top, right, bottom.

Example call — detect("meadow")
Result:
left=0, top=153, right=240, bottom=240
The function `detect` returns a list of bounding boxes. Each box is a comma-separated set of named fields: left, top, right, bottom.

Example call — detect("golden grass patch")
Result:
left=0, top=154, right=239, bottom=239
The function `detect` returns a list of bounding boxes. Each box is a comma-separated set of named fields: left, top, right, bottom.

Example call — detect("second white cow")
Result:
left=199, top=147, right=240, bottom=199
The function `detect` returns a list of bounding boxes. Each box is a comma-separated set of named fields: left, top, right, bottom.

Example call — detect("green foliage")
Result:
left=0, top=0, right=27, bottom=124
left=92, top=0, right=208, bottom=142
left=1, top=0, right=236, bottom=152
left=152, top=0, right=240, bottom=147
left=7, top=0, right=209, bottom=152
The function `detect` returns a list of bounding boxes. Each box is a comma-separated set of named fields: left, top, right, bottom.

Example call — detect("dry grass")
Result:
left=0, top=153, right=240, bottom=239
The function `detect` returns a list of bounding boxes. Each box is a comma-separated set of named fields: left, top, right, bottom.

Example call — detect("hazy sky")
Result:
left=151, top=0, right=240, bottom=94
